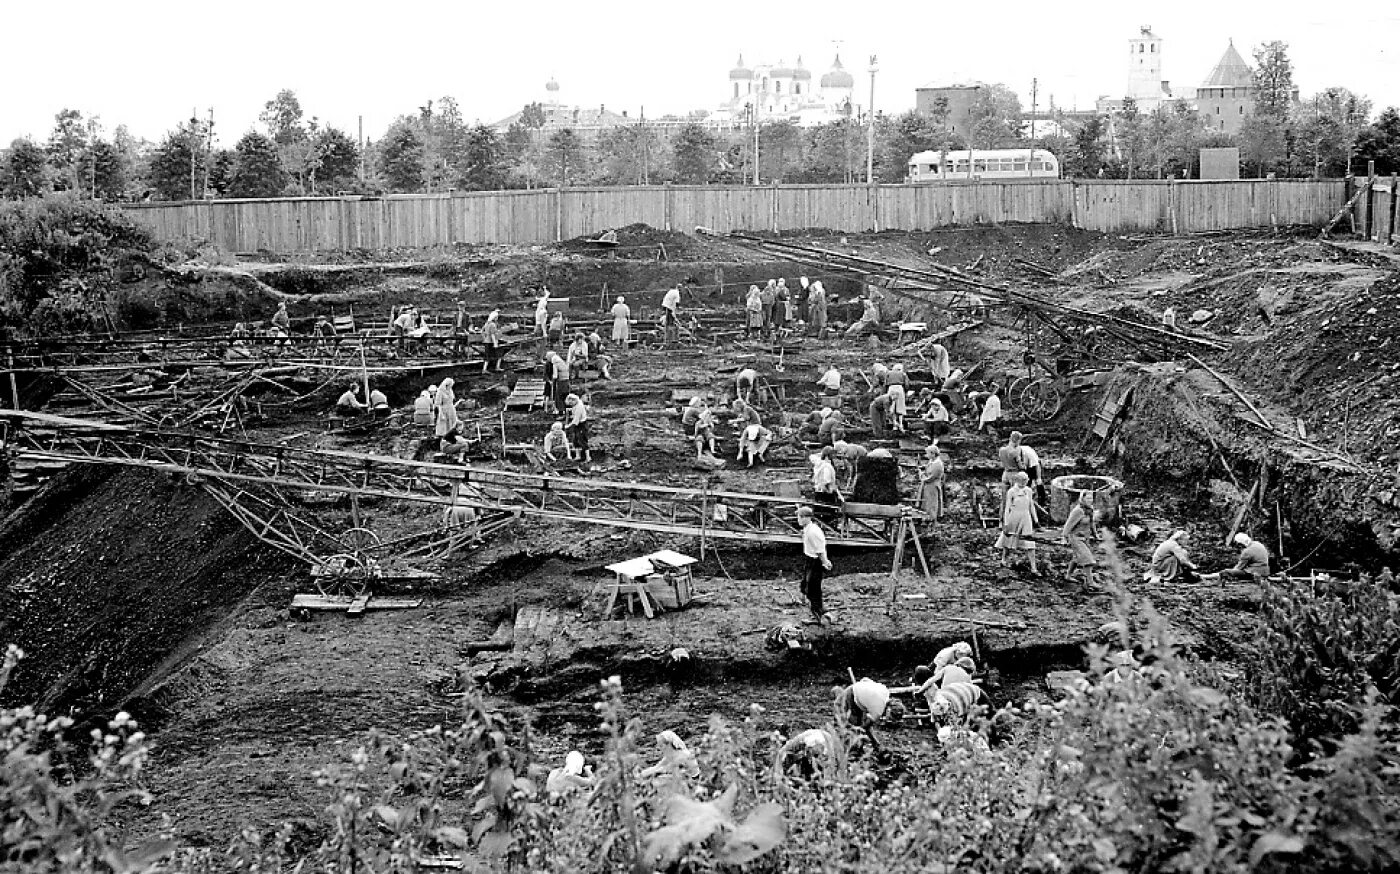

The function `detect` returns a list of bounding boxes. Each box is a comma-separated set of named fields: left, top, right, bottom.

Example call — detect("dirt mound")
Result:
left=0, top=466, right=294, bottom=716
left=557, top=223, right=707, bottom=259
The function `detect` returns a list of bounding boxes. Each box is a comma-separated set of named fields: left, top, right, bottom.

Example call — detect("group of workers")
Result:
left=743, top=276, right=830, bottom=340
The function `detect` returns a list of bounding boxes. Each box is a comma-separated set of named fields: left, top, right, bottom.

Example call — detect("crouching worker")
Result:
left=335, top=383, right=367, bottom=418
left=1206, top=532, right=1272, bottom=581
left=836, top=678, right=904, bottom=751
left=541, top=422, right=572, bottom=466
left=639, top=730, right=701, bottom=788
left=778, top=728, right=839, bottom=779
left=1149, top=529, right=1200, bottom=584
left=545, top=751, right=594, bottom=799
left=737, top=424, right=773, bottom=467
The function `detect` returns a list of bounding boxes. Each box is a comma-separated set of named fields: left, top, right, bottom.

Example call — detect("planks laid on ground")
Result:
left=504, top=378, right=547, bottom=411
left=290, top=593, right=423, bottom=613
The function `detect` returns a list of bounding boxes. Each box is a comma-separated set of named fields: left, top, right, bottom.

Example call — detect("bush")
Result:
left=0, top=645, right=175, bottom=872
left=1248, top=577, right=1400, bottom=747
left=0, top=193, right=154, bottom=335
left=4, top=593, right=1399, bottom=872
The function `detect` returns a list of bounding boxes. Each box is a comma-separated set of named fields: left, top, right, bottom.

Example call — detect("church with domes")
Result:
left=717, top=54, right=859, bottom=126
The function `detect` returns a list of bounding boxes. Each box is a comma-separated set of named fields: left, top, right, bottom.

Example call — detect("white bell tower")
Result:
left=1126, top=26, right=1163, bottom=108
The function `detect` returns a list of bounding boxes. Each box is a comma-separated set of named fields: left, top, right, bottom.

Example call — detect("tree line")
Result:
left=3, top=45, right=1398, bottom=203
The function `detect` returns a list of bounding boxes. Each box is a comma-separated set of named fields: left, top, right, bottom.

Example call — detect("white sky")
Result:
left=2, top=0, right=1397, bottom=147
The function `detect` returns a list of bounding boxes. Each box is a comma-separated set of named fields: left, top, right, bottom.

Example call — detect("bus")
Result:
left=908, top=148, right=1060, bottom=182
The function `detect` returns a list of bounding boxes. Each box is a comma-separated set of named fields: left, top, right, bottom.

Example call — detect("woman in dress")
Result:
left=744, top=285, right=764, bottom=339
left=919, top=443, right=946, bottom=525
left=807, top=281, right=828, bottom=339
left=995, top=471, right=1038, bottom=574
left=1062, top=490, right=1098, bottom=590
left=610, top=296, right=631, bottom=346
left=434, top=377, right=459, bottom=437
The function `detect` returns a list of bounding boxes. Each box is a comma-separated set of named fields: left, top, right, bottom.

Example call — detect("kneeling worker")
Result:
left=335, top=383, right=367, bottom=418
left=1209, top=532, right=1272, bottom=581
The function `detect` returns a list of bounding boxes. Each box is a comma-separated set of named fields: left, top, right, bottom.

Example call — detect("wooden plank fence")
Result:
left=1353, top=176, right=1398, bottom=246
left=121, top=179, right=1346, bottom=253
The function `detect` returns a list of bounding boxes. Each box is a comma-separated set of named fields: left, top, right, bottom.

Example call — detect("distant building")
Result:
left=490, top=78, right=633, bottom=139
left=1191, top=40, right=1298, bottom=135
left=716, top=54, right=857, bottom=126
left=1096, top=26, right=1179, bottom=115
left=914, top=84, right=983, bottom=139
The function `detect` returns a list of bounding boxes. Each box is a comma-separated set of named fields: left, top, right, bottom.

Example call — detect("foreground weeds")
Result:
left=4, top=574, right=1400, bottom=872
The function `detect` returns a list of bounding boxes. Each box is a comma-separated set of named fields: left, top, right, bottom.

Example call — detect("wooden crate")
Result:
left=644, top=572, right=693, bottom=610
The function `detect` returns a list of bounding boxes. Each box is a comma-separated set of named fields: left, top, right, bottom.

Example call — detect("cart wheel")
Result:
left=1005, top=376, right=1030, bottom=405
left=343, top=527, right=381, bottom=557
left=1021, top=380, right=1064, bottom=421
left=316, top=552, right=371, bottom=598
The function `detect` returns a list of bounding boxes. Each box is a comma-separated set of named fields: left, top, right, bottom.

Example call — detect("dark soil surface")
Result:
left=4, top=221, right=1397, bottom=851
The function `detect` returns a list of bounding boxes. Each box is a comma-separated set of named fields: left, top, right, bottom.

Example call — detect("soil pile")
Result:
left=0, top=466, right=294, bottom=715
left=557, top=223, right=710, bottom=260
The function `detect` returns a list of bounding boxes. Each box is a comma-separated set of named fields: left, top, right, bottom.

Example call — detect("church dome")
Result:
left=792, top=55, right=812, bottom=80
left=729, top=54, right=753, bottom=80
left=545, top=78, right=560, bottom=92
left=821, top=54, right=854, bottom=89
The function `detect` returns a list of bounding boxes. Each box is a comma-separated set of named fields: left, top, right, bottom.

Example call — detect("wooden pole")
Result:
left=6, top=351, right=18, bottom=410
left=359, top=343, right=370, bottom=403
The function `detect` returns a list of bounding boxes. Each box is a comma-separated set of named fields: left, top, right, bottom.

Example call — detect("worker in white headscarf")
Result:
left=412, top=389, right=434, bottom=425
left=737, top=423, right=773, bottom=467
left=433, top=377, right=459, bottom=437
left=610, top=296, right=631, bottom=346
left=546, top=750, right=594, bottom=797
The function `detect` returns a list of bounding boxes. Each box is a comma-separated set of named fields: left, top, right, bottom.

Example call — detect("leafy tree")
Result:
left=672, top=123, right=717, bottom=184
left=1354, top=106, right=1400, bottom=175
left=1111, top=99, right=1146, bottom=179
left=86, top=139, right=130, bottom=200
left=228, top=131, right=287, bottom=198
left=505, top=103, right=549, bottom=189
left=804, top=120, right=864, bottom=183
left=311, top=126, right=360, bottom=191
left=1293, top=87, right=1373, bottom=177
left=503, top=122, right=540, bottom=189
left=2, top=139, right=50, bottom=199
left=378, top=123, right=424, bottom=192
left=1065, top=115, right=1107, bottom=177
left=1252, top=41, right=1296, bottom=122
left=544, top=128, right=585, bottom=186
left=757, top=120, right=803, bottom=183
left=147, top=122, right=207, bottom=201
left=594, top=124, right=661, bottom=185
left=877, top=110, right=957, bottom=183
left=260, top=89, right=308, bottom=146
left=1239, top=114, right=1287, bottom=177
left=1140, top=103, right=1206, bottom=178
left=967, top=83, right=1023, bottom=149
left=457, top=124, right=507, bottom=190
left=47, top=108, right=90, bottom=193
left=207, top=149, right=235, bottom=197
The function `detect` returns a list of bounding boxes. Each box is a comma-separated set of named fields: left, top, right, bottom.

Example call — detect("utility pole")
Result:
left=752, top=103, right=760, bottom=186
left=866, top=55, right=879, bottom=185
left=189, top=108, right=199, bottom=201
left=1029, top=78, right=1038, bottom=177
left=203, top=107, right=215, bottom=198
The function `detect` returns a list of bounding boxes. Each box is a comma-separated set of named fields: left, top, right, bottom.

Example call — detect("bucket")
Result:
left=1049, top=474, right=1124, bottom=524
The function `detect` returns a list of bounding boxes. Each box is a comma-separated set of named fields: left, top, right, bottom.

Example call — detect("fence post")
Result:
left=664, top=183, right=673, bottom=232
left=1169, top=178, right=1179, bottom=235
left=1383, top=174, right=1394, bottom=243
left=554, top=188, right=563, bottom=243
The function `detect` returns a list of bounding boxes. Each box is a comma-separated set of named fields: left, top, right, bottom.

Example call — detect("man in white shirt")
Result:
left=817, top=365, right=841, bottom=396
left=661, top=286, right=681, bottom=346
left=797, top=506, right=832, bottom=624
